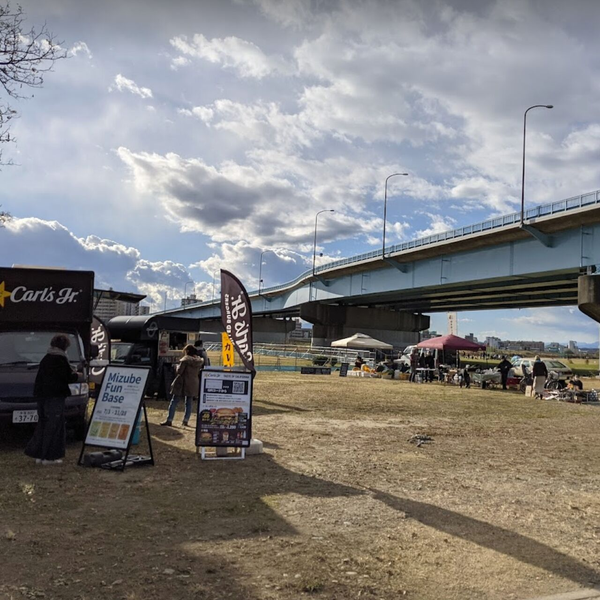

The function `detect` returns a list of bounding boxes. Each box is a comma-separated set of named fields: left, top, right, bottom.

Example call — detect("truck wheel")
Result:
left=73, top=417, right=87, bottom=441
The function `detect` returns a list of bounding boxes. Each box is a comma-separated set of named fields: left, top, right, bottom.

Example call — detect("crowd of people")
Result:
left=355, top=351, right=586, bottom=399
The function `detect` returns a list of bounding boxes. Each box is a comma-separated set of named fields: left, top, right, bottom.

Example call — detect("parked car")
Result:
left=511, top=358, right=573, bottom=379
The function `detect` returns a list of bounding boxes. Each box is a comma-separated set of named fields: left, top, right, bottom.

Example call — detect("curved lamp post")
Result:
left=184, top=280, right=194, bottom=298
left=382, top=172, right=408, bottom=257
left=520, top=104, right=553, bottom=226
left=312, top=209, right=335, bottom=276
left=258, top=250, right=274, bottom=294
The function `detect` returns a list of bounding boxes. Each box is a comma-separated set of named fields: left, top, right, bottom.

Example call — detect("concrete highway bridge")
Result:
left=164, top=189, right=600, bottom=347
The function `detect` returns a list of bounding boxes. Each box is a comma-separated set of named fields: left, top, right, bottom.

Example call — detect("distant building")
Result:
left=464, top=333, right=478, bottom=343
left=485, top=336, right=501, bottom=349
left=288, top=318, right=312, bottom=340
left=499, top=340, right=545, bottom=352
left=546, top=342, right=563, bottom=353
left=138, top=305, right=150, bottom=316
left=421, top=329, right=439, bottom=341
left=181, top=294, right=199, bottom=307
left=568, top=340, right=579, bottom=352
left=94, top=288, right=147, bottom=322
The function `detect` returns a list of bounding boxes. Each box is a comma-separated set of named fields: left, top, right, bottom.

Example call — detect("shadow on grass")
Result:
left=369, top=487, right=600, bottom=587
left=252, top=398, right=312, bottom=416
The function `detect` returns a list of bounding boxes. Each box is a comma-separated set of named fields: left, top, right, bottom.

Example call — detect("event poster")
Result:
left=85, top=366, right=150, bottom=450
left=195, top=368, right=253, bottom=448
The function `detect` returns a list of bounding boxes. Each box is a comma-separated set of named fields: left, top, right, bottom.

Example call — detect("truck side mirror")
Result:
left=90, top=344, right=100, bottom=359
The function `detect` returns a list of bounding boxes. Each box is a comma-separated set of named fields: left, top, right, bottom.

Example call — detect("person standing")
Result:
left=194, top=339, right=210, bottom=368
left=409, top=349, right=419, bottom=383
left=531, top=356, right=548, bottom=399
left=425, top=352, right=435, bottom=382
left=498, top=355, right=512, bottom=390
left=161, top=345, right=204, bottom=427
left=25, top=334, right=79, bottom=465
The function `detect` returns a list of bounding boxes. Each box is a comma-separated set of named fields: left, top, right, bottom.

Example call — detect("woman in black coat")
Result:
left=25, top=334, right=79, bottom=465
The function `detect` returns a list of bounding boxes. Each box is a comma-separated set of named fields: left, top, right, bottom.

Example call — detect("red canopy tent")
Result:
left=417, top=334, right=485, bottom=352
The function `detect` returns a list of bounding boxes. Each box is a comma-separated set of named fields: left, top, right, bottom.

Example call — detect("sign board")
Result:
left=222, top=331, right=235, bottom=367
left=339, top=363, right=349, bottom=377
left=0, top=267, right=94, bottom=324
left=301, top=366, right=331, bottom=375
left=85, top=365, right=150, bottom=450
left=195, top=368, right=252, bottom=448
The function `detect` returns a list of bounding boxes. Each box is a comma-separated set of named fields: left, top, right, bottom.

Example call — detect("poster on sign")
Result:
left=84, top=365, right=150, bottom=450
left=195, top=368, right=253, bottom=448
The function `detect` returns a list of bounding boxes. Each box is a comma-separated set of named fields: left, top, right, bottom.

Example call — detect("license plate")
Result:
left=12, top=410, right=38, bottom=424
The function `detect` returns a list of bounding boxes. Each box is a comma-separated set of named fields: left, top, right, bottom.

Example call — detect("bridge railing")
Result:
left=178, top=188, right=600, bottom=304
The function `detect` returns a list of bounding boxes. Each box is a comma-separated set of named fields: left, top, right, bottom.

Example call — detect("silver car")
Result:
left=511, top=358, right=573, bottom=379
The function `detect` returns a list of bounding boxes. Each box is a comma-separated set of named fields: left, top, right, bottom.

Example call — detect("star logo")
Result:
left=0, top=281, right=12, bottom=308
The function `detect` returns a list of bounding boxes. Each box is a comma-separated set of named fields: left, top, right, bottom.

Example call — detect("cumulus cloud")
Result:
left=70, top=41, right=92, bottom=59
left=170, top=33, right=292, bottom=78
left=416, top=214, right=458, bottom=238
left=109, top=74, right=153, bottom=99
left=0, top=218, right=195, bottom=311
left=116, top=146, right=391, bottom=250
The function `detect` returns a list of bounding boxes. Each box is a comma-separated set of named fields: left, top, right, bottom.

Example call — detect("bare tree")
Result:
left=0, top=3, right=67, bottom=164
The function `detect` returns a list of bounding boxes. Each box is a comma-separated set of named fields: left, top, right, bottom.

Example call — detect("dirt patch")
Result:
left=1, top=373, right=600, bottom=600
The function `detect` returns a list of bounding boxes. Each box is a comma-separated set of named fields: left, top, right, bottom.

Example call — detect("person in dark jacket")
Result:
left=161, top=345, right=204, bottom=427
left=425, top=352, right=435, bottom=382
left=194, top=339, right=210, bottom=367
left=531, top=356, right=548, bottom=399
left=498, top=356, right=512, bottom=390
left=25, top=334, right=79, bottom=465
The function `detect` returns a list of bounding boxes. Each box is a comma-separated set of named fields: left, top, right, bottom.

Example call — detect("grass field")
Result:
left=2, top=373, right=600, bottom=600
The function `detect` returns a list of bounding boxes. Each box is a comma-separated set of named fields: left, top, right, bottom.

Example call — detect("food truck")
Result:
left=0, top=266, right=97, bottom=439
left=106, top=315, right=208, bottom=398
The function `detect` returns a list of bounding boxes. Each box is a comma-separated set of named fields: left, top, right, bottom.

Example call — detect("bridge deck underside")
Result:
left=340, top=270, right=580, bottom=313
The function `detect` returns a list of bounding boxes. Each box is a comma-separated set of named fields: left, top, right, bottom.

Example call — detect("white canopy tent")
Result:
left=331, top=332, right=393, bottom=350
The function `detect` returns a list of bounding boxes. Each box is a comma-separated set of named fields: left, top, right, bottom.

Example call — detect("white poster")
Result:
left=195, top=368, right=253, bottom=448
left=85, top=366, right=150, bottom=449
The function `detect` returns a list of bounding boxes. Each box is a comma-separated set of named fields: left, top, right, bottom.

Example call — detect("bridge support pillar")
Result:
left=300, top=303, right=430, bottom=349
left=578, top=274, right=600, bottom=324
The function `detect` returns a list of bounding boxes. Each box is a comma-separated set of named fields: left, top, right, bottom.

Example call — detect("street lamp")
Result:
left=184, top=280, right=194, bottom=298
left=382, top=172, right=408, bottom=257
left=312, top=209, right=335, bottom=276
left=258, top=250, right=274, bottom=294
left=520, top=104, right=553, bottom=226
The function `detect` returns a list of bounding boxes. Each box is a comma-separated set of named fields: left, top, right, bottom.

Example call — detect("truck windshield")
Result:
left=0, top=331, right=82, bottom=367
left=111, top=342, right=134, bottom=363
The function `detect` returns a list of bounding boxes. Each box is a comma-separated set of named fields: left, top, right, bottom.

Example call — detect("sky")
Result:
left=1, top=0, right=600, bottom=344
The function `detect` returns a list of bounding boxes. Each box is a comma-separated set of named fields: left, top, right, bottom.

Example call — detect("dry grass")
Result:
left=1, top=373, right=600, bottom=600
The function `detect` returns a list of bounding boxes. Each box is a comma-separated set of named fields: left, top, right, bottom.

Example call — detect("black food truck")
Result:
left=107, top=315, right=206, bottom=398
left=0, top=266, right=96, bottom=439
